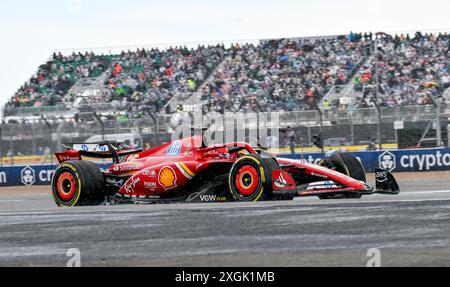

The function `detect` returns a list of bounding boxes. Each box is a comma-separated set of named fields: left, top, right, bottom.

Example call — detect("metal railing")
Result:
left=0, top=105, right=445, bottom=166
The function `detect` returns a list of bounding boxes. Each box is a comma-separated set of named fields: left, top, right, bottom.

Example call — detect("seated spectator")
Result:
left=4, top=31, right=448, bottom=118
left=352, top=32, right=449, bottom=108
left=201, top=36, right=370, bottom=113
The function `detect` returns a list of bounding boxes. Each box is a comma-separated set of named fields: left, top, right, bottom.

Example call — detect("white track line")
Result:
left=0, top=190, right=450, bottom=216
left=401, top=190, right=450, bottom=195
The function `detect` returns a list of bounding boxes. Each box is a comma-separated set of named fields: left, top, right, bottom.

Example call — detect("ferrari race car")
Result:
left=51, top=135, right=400, bottom=207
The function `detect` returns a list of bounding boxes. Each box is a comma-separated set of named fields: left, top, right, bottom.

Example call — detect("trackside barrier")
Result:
left=0, top=164, right=111, bottom=187
left=1, top=149, right=450, bottom=187
left=279, top=148, right=450, bottom=173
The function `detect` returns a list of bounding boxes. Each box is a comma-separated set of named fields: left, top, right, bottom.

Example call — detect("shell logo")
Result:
left=158, top=167, right=177, bottom=190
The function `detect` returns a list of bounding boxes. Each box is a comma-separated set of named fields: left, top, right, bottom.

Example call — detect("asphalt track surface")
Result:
left=0, top=173, right=450, bottom=267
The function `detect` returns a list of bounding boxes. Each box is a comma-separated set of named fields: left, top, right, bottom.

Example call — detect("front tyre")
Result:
left=319, top=153, right=366, bottom=200
left=229, top=155, right=275, bottom=202
left=52, top=161, right=105, bottom=207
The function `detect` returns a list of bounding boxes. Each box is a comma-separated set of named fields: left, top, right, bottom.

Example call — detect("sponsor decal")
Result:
left=117, top=164, right=142, bottom=172
left=284, top=149, right=450, bottom=172
left=379, top=151, right=396, bottom=172
left=375, top=171, right=388, bottom=183
left=21, top=166, right=35, bottom=186
left=144, top=182, right=158, bottom=191
left=323, top=181, right=335, bottom=189
left=275, top=173, right=288, bottom=188
left=167, top=141, right=182, bottom=156
left=200, top=195, right=227, bottom=202
left=158, top=167, right=177, bottom=190
left=124, top=177, right=141, bottom=194
left=399, top=151, right=450, bottom=171
left=75, top=144, right=109, bottom=152
left=142, top=169, right=157, bottom=177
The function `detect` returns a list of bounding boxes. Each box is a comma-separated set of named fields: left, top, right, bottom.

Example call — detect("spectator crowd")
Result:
left=4, top=52, right=111, bottom=114
left=351, top=32, right=449, bottom=109
left=3, top=32, right=449, bottom=119
left=201, top=36, right=371, bottom=113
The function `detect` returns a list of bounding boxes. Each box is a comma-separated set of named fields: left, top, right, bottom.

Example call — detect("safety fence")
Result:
left=1, top=113, right=446, bottom=165
left=1, top=148, right=450, bottom=187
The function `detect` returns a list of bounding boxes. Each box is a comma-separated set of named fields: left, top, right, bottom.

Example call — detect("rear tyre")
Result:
left=52, top=161, right=105, bottom=207
left=229, top=155, right=276, bottom=202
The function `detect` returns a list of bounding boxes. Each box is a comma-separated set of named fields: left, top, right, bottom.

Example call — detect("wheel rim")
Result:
left=234, top=165, right=259, bottom=197
left=57, top=172, right=76, bottom=201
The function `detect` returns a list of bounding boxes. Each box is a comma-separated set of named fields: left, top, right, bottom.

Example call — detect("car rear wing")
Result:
left=56, top=141, right=142, bottom=164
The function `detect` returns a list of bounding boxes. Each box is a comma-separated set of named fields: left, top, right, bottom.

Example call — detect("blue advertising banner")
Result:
left=0, top=149, right=450, bottom=187
left=0, top=164, right=111, bottom=187
left=279, top=148, right=450, bottom=173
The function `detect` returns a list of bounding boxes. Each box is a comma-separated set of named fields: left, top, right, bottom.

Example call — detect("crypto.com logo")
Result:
left=379, top=151, right=396, bottom=172
left=170, top=108, right=280, bottom=149
left=21, top=166, right=36, bottom=186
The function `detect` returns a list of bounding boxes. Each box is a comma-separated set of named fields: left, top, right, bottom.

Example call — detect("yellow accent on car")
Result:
left=179, top=162, right=196, bottom=177
left=71, top=178, right=82, bottom=207
left=229, top=155, right=267, bottom=201
left=260, top=167, right=266, bottom=183
left=240, top=156, right=261, bottom=165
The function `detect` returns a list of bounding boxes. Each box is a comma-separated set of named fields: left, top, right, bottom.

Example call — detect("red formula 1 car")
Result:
left=51, top=135, right=400, bottom=207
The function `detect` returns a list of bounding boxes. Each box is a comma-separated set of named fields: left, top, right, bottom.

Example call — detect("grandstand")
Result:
left=0, top=31, right=449, bottom=161
left=3, top=31, right=449, bottom=116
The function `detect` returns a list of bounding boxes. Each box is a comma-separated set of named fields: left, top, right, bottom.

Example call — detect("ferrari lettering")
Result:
left=60, top=156, right=80, bottom=162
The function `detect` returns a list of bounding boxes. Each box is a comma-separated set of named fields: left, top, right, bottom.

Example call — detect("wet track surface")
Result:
left=0, top=178, right=450, bottom=266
